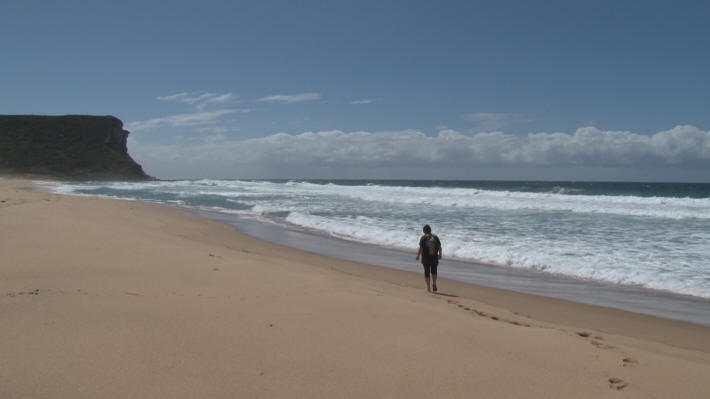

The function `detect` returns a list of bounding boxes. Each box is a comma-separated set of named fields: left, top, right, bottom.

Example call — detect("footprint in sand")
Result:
left=445, top=299, right=529, bottom=327
left=608, top=377, right=628, bottom=390
left=12, top=289, right=40, bottom=296
left=590, top=338, right=615, bottom=350
left=577, top=332, right=614, bottom=348
left=622, top=357, right=638, bottom=367
left=508, top=320, right=531, bottom=327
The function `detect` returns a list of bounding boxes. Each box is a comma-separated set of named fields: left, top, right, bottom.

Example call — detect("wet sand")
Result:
left=2, top=177, right=709, bottom=398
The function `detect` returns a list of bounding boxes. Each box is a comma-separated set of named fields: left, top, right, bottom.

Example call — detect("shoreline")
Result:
left=3, top=176, right=709, bottom=398
left=27, top=177, right=710, bottom=327
left=19, top=176, right=710, bottom=343
left=194, top=210, right=710, bottom=350
left=198, top=209, right=710, bottom=327
left=37, top=177, right=710, bottom=308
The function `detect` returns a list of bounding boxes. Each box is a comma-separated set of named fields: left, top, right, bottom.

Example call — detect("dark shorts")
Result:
left=422, top=259, right=438, bottom=277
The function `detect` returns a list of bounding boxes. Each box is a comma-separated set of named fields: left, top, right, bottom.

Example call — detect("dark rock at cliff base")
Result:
left=0, top=115, right=150, bottom=180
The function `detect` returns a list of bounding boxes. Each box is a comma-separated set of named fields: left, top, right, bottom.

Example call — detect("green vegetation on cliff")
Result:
left=0, top=115, right=150, bottom=180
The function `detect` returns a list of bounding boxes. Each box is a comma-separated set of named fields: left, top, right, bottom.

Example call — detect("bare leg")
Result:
left=432, top=274, right=437, bottom=292
left=425, top=276, right=431, bottom=292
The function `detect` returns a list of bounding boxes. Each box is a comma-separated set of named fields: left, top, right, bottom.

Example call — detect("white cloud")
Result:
left=125, top=109, right=241, bottom=132
left=128, top=126, right=710, bottom=179
left=257, top=92, right=321, bottom=103
left=156, top=93, right=189, bottom=102
left=157, top=92, right=234, bottom=109
left=463, top=112, right=533, bottom=131
left=350, top=99, right=375, bottom=105
left=196, top=126, right=239, bottom=135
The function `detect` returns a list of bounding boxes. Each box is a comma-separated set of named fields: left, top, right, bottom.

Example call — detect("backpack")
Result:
left=423, top=234, right=439, bottom=258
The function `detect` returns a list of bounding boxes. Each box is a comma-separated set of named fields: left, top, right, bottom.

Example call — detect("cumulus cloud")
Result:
left=257, top=92, right=321, bottom=103
left=350, top=99, right=375, bottom=105
left=125, top=109, right=242, bottom=132
left=157, top=92, right=233, bottom=110
left=130, top=126, right=710, bottom=178
left=463, top=112, right=533, bottom=131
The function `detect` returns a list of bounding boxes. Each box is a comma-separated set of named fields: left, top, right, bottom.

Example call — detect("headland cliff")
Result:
left=0, top=115, right=150, bottom=180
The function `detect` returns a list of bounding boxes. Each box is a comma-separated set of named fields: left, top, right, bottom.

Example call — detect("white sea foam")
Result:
left=272, top=181, right=710, bottom=220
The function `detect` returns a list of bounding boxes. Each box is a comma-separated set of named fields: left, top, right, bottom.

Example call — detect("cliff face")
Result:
left=0, top=115, right=150, bottom=180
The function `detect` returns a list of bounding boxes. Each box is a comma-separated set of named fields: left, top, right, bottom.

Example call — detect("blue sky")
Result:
left=2, top=0, right=709, bottom=180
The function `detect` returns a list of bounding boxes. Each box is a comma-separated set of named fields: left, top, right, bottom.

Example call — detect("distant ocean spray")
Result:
left=45, top=179, right=710, bottom=299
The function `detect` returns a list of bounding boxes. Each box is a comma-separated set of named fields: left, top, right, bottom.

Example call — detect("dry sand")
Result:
left=1, top=177, right=709, bottom=398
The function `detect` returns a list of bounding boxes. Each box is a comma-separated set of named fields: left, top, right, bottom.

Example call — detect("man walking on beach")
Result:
left=416, top=224, right=442, bottom=292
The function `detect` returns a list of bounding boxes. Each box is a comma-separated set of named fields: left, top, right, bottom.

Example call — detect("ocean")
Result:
left=43, top=179, right=710, bottom=321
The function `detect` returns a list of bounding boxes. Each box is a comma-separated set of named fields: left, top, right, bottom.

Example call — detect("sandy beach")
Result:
left=2, top=177, right=709, bottom=398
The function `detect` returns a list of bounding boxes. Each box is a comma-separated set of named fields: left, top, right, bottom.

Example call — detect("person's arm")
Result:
left=416, top=246, right=423, bottom=261
left=437, top=237, right=442, bottom=259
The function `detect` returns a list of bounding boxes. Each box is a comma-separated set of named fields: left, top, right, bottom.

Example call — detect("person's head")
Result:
left=423, top=224, right=431, bottom=234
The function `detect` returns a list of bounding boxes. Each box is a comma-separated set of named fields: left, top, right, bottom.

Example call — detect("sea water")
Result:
left=45, top=179, right=710, bottom=301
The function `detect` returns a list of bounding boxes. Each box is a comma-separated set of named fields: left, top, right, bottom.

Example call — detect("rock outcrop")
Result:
left=0, top=115, right=150, bottom=180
